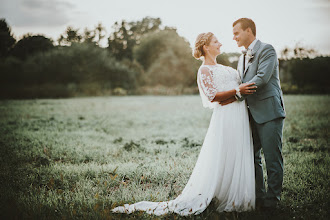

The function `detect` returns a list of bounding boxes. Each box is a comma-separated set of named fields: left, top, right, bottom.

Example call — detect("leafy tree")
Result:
left=22, top=43, right=140, bottom=89
left=11, top=34, right=54, bottom=60
left=134, top=29, right=198, bottom=87
left=133, top=29, right=185, bottom=71
left=216, top=52, right=240, bottom=68
left=57, top=26, right=82, bottom=46
left=0, top=56, right=23, bottom=84
left=108, top=17, right=162, bottom=60
left=288, top=56, right=330, bottom=88
left=94, top=22, right=106, bottom=45
left=83, top=27, right=96, bottom=43
left=280, top=45, right=317, bottom=60
left=0, top=18, right=16, bottom=58
left=280, top=47, right=290, bottom=60
left=82, top=23, right=106, bottom=45
left=58, top=23, right=106, bottom=46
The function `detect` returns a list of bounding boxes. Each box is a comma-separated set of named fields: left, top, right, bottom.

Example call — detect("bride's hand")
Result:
left=239, top=82, right=257, bottom=95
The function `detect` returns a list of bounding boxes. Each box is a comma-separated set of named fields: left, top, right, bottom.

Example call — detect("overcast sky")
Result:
left=1, top=0, right=329, bottom=55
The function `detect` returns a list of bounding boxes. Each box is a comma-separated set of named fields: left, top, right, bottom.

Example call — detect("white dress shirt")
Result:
left=244, top=38, right=258, bottom=70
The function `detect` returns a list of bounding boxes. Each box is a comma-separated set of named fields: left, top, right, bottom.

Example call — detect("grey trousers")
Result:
left=249, top=111, right=284, bottom=207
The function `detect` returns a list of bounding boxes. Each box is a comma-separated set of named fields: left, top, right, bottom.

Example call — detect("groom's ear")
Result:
left=246, top=27, right=253, bottom=35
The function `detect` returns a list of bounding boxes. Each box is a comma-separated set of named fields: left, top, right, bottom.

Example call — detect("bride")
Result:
left=111, top=32, right=257, bottom=216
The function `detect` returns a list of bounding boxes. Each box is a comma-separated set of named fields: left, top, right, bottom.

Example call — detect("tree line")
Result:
left=0, top=17, right=329, bottom=99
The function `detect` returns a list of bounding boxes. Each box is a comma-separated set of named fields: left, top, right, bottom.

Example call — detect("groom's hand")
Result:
left=219, top=96, right=237, bottom=106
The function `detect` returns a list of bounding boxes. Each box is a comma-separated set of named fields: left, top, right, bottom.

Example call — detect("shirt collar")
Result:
left=248, top=38, right=258, bottom=51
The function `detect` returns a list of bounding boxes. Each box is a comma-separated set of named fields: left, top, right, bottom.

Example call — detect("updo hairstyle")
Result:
left=192, top=32, right=214, bottom=60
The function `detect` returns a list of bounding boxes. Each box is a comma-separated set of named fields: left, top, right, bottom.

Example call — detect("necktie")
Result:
left=242, top=49, right=247, bottom=73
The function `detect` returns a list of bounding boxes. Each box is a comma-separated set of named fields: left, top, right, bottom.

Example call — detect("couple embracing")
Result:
left=112, top=18, right=286, bottom=216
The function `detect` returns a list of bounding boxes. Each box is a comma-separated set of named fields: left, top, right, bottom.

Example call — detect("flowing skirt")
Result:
left=111, top=100, right=255, bottom=216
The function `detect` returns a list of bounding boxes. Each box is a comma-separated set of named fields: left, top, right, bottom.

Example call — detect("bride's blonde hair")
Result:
left=192, top=32, right=214, bottom=60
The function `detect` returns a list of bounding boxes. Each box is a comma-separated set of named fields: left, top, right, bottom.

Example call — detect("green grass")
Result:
left=0, top=95, right=329, bottom=219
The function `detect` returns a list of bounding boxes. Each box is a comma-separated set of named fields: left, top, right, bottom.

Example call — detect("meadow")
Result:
left=0, top=95, right=329, bottom=219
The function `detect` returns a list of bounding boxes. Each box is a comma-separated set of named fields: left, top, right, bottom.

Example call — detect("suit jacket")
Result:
left=237, top=40, right=286, bottom=124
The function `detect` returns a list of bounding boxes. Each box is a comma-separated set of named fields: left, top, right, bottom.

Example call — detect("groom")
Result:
left=222, top=18, right=286, bottom=211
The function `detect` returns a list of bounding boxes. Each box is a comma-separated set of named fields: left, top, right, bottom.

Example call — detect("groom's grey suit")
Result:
left=237, top=39, right=286, bottom=207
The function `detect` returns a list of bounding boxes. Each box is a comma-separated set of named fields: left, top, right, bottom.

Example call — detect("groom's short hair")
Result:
left=233, top=18, right=256, bottom=36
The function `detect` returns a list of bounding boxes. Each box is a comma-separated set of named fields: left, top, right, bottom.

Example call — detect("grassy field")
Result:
left=0, top=95, right=329, bottom=219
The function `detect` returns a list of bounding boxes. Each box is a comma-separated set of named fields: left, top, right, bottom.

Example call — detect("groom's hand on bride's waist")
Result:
left=219, top=96, right=237, bottom=106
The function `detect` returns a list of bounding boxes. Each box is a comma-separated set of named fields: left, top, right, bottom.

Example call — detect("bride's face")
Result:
left=204, top=36, right=222, bottom=56
left=233, top=23, right=249, bottom=48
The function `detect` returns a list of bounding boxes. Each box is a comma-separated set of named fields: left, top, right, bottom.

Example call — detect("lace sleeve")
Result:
left=197, top=67, right=218, bottom=109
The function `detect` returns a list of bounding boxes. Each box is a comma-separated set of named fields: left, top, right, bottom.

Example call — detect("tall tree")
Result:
left=57, top=26, right=82, bottom=46
left=280, top=45, right=318, bottom=60
left=83, top=27, right=96, bottom=43
left=94, top=22, right=106, bottom=45
left=0, top=19, right=16, bottom=58
left=108, top=17, right=162, bottom=60
left=58, top=23, right=106, bottom=46
left=133, top=29, right=198, bottom=87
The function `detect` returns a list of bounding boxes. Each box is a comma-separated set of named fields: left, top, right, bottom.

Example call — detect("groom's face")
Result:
left=233, top=23, right=249, bottom=48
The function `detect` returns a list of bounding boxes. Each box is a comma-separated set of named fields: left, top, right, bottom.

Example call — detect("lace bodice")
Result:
left=197, top=64, right=241, bottom=109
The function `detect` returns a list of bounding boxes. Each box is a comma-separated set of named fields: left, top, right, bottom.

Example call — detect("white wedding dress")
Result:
left=111, top=64, right=255, bottom=216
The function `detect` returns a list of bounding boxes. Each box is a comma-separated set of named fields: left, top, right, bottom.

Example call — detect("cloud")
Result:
left=0, top=0, right=75, bottom=27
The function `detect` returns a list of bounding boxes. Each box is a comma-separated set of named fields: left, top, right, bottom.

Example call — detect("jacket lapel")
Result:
left=243, top=40, right=261, bottom=76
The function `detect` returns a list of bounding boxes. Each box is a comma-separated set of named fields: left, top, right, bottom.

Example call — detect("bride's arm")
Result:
left=219, top=67, right=258, bottom=104
left=219, top=96, right=237, bottom=105
left=212, top=89, right=237, bottom=102
left=213, top=86, right=255, bottom=103
left=200, top=67, right=256, bottom=103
